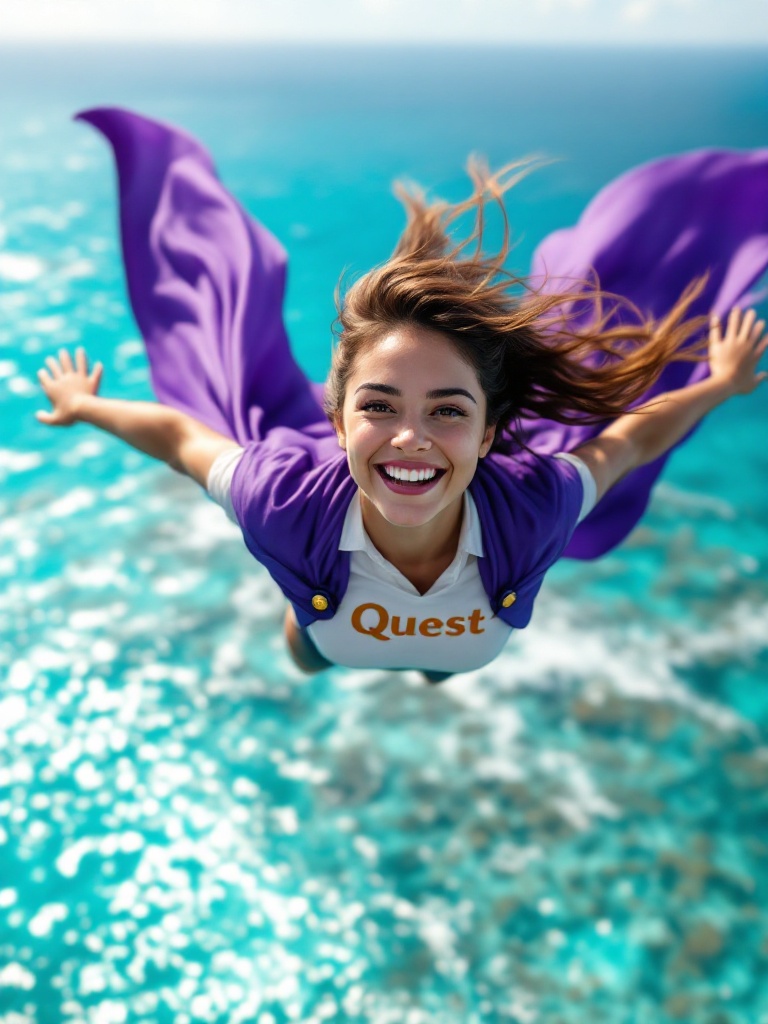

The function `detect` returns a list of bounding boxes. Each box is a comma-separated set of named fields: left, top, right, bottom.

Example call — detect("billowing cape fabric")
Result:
left=76, top=107, right=768, bottom=568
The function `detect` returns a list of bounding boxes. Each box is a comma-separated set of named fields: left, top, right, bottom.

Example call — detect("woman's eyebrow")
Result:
left=355, top=383, right=400, bottom=396
left=427, top=387, right=477, bottom=404
left=354, top=383, right=477, bottom=404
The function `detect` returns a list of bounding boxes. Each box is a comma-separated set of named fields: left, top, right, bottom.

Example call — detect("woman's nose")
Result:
left=391, top=420, right=432, bottom=451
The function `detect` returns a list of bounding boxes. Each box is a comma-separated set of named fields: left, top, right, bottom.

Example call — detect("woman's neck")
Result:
left=358, top=492, right=464, bottom=594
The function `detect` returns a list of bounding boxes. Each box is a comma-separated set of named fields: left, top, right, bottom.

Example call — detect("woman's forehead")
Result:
left=348, top=326, right=480, bottom=386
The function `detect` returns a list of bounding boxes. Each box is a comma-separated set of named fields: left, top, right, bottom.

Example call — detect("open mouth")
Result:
left=375, top=464, right=447, bottom=493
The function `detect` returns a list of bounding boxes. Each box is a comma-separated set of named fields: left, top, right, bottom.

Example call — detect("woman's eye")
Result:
left=434, top=406, right=466, bottom=418
left=361, top=401, right=392, bottom=413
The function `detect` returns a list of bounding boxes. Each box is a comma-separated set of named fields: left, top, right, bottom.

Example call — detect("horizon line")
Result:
left=1, top=38, right=767, bottom=49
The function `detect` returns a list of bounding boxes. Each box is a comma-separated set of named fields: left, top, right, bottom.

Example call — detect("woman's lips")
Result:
left=374, top=464, right=446, bottom=495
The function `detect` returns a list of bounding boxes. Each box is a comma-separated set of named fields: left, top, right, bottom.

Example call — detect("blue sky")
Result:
left=3, top=0, right=768, bottom=45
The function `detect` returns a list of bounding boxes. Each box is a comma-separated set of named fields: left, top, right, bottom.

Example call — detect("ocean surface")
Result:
left=0, top=44, right=767, bottom=1024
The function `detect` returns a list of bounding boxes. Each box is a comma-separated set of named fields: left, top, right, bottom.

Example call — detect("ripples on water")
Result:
left=1, top=45, right=768, bottom=1024
left=3, top=445, right=767, bottom=1022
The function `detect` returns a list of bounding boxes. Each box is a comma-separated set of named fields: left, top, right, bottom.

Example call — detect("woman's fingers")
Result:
left=88, top=360, right=102, bottom=391
left=36, top=367, right=58, bottom=423
left=724, top=306, right=750, bottom=341
left=738, top=307, right=756, bottom=342
left=720, top=306, right=766, bottom=346
left=45, top=355, right=62, bottom=378
left=42, top=347, right=98, bottom=381
left=727, top=306, right=741, bottom=334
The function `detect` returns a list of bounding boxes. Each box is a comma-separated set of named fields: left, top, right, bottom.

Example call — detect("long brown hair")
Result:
left=326, top=157, right=711, bottom=453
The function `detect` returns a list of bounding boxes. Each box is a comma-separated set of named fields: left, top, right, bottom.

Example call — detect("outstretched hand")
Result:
left=709, top=307, right=768, bottom=396
left=36, top=347, right=103, bottom=426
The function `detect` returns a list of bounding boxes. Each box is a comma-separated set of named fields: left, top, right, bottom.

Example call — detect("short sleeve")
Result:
left=227, top=430, right=357, bottom=626
left=470, top=450, right=588, bottom=629
left=553, top=452, right=597, bottom=523
left=206, top=446, right=245, bottom=523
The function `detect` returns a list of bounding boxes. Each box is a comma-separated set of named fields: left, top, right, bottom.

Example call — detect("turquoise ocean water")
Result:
left=1, top=44, right=767, bottom=1024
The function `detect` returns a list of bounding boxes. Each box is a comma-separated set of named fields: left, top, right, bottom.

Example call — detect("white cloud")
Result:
left=359, top=0, right=398, bottom=11
left=3, top=0, right=237, bottom=41
left=0, top=0, right=766, bottom=45
left=538, top=0, right=595, bottom=10
left=622, top=0, right=657, bottom=22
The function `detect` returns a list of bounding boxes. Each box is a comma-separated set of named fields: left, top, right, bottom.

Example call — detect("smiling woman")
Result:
left=337, top=327, right=495, bottom=538
left=36, top=107, right=768, bottom=679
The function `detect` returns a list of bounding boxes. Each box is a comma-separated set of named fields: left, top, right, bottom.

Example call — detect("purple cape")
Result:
left=76, top=107, right=768, bottom=560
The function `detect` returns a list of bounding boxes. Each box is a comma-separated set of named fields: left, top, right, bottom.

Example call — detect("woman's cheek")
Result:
left=351, top=422, right=384, bottom=459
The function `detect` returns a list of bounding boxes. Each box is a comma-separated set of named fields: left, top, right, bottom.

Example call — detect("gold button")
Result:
left=501, top=592, right=517, bottom=608
left=311, top=594, right=329, bottom=612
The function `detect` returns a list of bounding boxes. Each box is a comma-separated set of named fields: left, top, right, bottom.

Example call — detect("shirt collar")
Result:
left=339, top=490, right=484, bottom=559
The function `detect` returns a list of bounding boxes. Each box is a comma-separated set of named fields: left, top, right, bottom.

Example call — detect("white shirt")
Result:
left=307, top=489, right=511, bottom=671
left=207, top=448, right=596, bottom=672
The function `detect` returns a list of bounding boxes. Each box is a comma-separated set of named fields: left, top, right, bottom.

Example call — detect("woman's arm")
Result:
left=572, top=307, right=767, bottom=503
left=36, top=347, right=240, bottom=488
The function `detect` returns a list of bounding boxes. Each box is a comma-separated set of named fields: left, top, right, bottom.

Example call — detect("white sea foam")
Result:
left=56, top=837, right=96, bottom=878
left=183, top=500, right=244, bottom=548
left=114, top=339, right=147, bottom=372
left=0, top=253, right=45, bottom=282
left=0, top=962, right=36, bottom=989
left=670, top=598, right=768, bottom=662
left=655, top=480, right=737, bottom=520
left=0, top=448, right=43, bottom=473
left=30, top=313, right=67, bottom=334
left=0, top=292, right=28, bottom=311
left=21, top=207, right=70, bottom=231
left=7, top=660, right=34, bottom=689
left=28, top=902, right=68, bottom=937
left=65, top=563, right=130, bottom=590
left=488, top=843, right=544, bottom=875
left=153, top=571, right=206, bottom=596
left=0, top=695, right=27, bottom=731
left=64, top=154, right=90, bottom=172
left=6, top=375, right=37, bottom=396
left=78, top=963, right=110, bottom=996
left=0, top=889, right=17, bottom=908
left=48, top=487, right=96, bottom=519
left=278, top=760, right=331, bottom=785
left=60, top=258, right=96, bottom=279
left=74, top=761, right=105, bottom=791
left=68, top=605, right=127, bottom=631
left=487, top=588, right=759, bottom=735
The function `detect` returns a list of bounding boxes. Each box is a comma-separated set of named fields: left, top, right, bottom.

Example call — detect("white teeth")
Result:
left=382, top=465, right=437, bottom=482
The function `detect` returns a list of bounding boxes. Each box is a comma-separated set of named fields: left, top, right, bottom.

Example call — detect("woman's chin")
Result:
left=358, top=484, right=441, bottom=531
left=367, top=497, right=436, bottom=529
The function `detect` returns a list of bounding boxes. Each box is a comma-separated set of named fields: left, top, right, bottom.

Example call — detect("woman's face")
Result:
left=336, top=325, right=495, bottom=530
